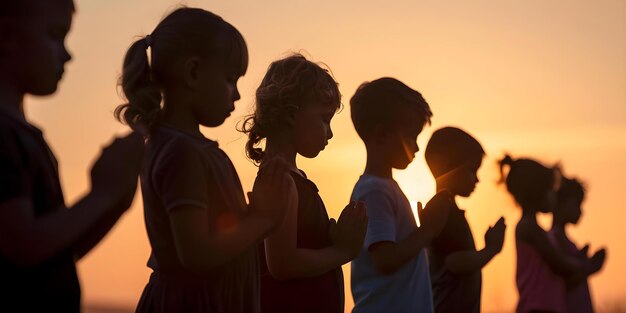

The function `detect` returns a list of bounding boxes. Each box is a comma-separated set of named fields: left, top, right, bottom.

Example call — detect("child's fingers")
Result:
left=328, top=218, right=337, bottom=231
left=340, top=201, right=356, bottom=216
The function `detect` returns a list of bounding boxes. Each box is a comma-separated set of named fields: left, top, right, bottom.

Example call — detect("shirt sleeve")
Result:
left=152, top=143, right=209, bottom=213
left=360, top=189, right=397, bottom=248
left=0, top=128, right=30, bottom=203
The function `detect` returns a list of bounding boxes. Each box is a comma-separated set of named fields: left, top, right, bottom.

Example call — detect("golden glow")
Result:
left=25, top=1, right=626, bottom=312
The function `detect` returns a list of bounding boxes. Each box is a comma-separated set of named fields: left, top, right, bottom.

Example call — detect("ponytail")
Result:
left=499, top=154, right=556, bottom=208
left=498, top=154, right=514, bottom=184
left=114, top=35, right=162, bottom=133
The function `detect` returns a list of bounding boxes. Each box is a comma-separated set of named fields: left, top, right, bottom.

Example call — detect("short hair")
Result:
left=558, top=177, right=585, bottom=202
left=350, top=77, right=432, bottom=141
left=425, top=127, right=485, bottom=178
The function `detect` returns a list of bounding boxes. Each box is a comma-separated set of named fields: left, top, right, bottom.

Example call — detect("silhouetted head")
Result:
left=241, top=53, right=340, bottom=163
left=425, top=127, right=485, bottom=197
left=555, top=177, right=585, bottom=225
left=0, top=0, right=74, bottom=96
left=115, top=7, right=248, bottom=132
left=350, top=77, right=432, bottom=169
left=499, top=155, right=561, bottom=213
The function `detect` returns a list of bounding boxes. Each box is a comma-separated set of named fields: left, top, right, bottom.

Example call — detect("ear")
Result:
left=183, top=57, right=201, bottom=89
left=371, top=124, right=389, bottom=145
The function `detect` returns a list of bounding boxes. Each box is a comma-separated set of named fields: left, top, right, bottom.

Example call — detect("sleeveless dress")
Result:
left=258, top=170, right=344, bottom=313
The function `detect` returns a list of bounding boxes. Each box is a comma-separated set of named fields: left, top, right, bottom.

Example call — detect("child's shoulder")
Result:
left=353, top=174, right=399, bottom=200
left=355, top=174, right=396, bottom=190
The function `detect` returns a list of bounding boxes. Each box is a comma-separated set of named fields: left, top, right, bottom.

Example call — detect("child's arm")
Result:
left=264, top=176, right=367, bottom=280
left=71, top=194, right=135, bottom=261
left=168, top=157, right=290, bottom=272
left=443, top=217, right=506, bottom=274
left=0, top=133, right=143, bottom=266
left=369, top=191, right=452, bottom=275
left=565, top=246, right=606, bottom=287
left=518, top=221, right=591, bottom=276
left=169, top=206, right=275, bottom=271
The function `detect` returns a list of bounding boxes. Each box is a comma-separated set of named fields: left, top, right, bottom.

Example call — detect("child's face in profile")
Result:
left=387, top=109, right=423, bottom=169
left=194, top=61, right=242, bottom=127
left=446, top=158, right=482, bottom=197
left=292, top=101, right=336, bottom=158
left=6, top=2, right=73, bottom=96
left=557, top=196, right=583, bottom=225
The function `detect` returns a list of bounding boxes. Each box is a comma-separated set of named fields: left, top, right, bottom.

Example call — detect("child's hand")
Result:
left=329, top=201, right=368, bottom=261
left=485, top=217, right=506, bottom=254
left=249, top=157, right=290, bottom=228
left=590, top=248, right=607, bottom=273
left=90, top=132, right=145, bottom=210
left=577, top=244, right=590, bottom=260
left=418, top=190, right=453, bottom=241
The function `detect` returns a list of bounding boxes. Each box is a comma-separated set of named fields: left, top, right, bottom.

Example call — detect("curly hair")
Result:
left=240, top=53, right=341, bottom=164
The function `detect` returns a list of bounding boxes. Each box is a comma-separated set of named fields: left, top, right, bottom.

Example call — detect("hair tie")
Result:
left=145, top=34, right=153, bottom=48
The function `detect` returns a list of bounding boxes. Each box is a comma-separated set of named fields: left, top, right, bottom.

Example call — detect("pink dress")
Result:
left=516, top=233, right=566, bottom=313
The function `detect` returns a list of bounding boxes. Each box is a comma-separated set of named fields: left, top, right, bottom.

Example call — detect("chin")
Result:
left=300, top=150, right=321, bottom=159
left=30, top=83, right=60, bottom=96
left=201, top=117, right=227, bottom=128
left=458, top=190, right=473, bottom=197
left=393, top=159, right=412, bottom=169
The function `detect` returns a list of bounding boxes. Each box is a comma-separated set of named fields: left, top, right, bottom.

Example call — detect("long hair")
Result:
left=114, top=7, right=248, bottom=132
left=499, top=155, right=559, bottom=208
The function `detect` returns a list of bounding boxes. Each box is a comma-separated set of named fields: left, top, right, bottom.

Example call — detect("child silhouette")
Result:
left=349, top=78, right=453, bottom=313
left=114, top=8, right=290, bottom=313
left=500, top=156, right=603, bottom=313
left=0, top=1, right=143, bottom=311
left=241, top=54, right=367, bottom=313
left=551, top=176, right=606, bottom=313
left=425, top=126, right=506, bottom=313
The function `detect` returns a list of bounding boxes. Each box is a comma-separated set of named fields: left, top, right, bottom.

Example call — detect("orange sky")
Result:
left=25, top=0, right=625, bottom=311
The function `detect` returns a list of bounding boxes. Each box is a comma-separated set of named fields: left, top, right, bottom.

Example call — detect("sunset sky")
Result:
left=25, top=0, right=625, bottom=312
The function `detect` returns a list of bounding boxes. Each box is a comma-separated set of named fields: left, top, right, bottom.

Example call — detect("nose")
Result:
left=327, top=127, right=333, bottom=140
left=63, top=46, right=72, bottom=63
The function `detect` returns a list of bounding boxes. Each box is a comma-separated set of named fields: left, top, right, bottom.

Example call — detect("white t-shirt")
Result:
left=350, top=174, right=433, bottom=313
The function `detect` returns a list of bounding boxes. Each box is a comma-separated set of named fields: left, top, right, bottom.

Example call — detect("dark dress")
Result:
left=0, top=111, right=81, bottom=312
left=136, top=126, right=259, bottom=313
left=258, top=170, right=344, bottom=313
left=427, top=202, right=482, bottom=313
